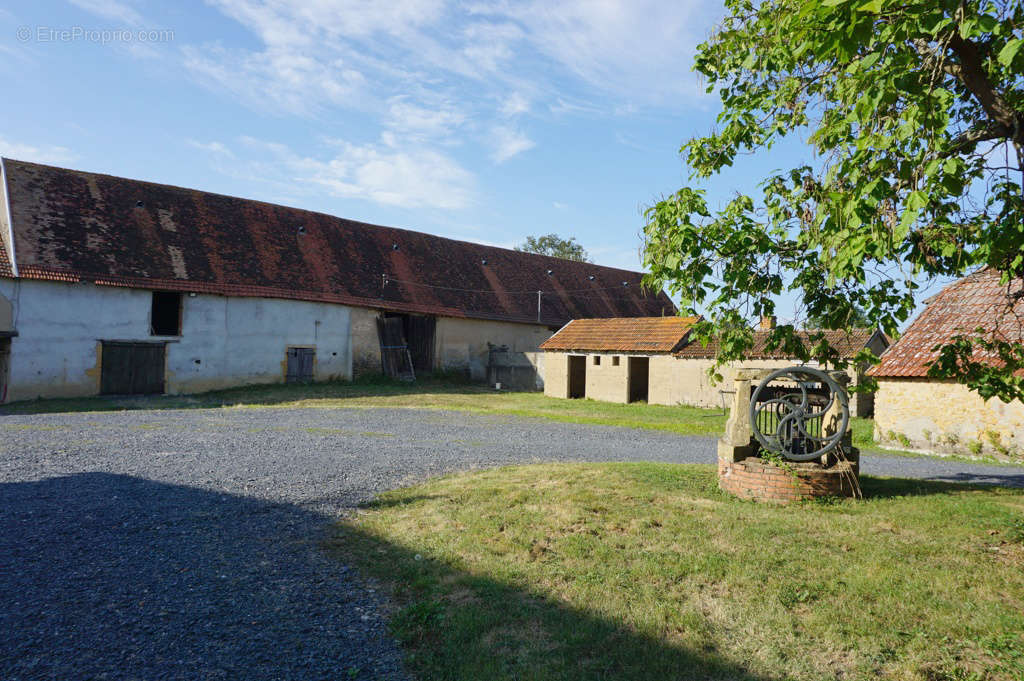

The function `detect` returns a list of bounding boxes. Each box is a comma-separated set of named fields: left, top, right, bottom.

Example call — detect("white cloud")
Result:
left=182, top=44, right=367, bottom=116
left=187, top=139, right=235, bottom=157
left=385, top=96, right=467, bottom=141
left=312, top=141, right=474, bottom=209
left=68, top=0, right=144, bottom=25
left=177, top=0, right=720, bottom=185
left=186, top=0, right=716, bottom=119
left=197, top=135, right=475, bottom=211
left=207, top=0, right=446, bottom=44
left=494, top=0, right=713, bottom=102
left=489, top=125, right=534, bottom=163
left=0, top=138, right=75, bottom=164
left=500, top=92, right=530, bottom=117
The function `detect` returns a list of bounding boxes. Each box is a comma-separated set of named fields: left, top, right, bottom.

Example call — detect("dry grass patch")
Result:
left=328, top=463, right=1024, bottom=681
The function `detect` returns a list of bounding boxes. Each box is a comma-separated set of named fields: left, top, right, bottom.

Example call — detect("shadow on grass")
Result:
left=860, top=474, right=1024, bottom=497
left=2, top=472, right=775, bottom=681
left=326, top=520, right=778, bottom=681
left=0, top=374, right=493, bottom=416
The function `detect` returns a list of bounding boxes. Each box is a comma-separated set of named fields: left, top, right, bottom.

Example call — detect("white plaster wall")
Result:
left=168, top=293, right=352, bottom=393
left=0, top=279, right=353, bottom=402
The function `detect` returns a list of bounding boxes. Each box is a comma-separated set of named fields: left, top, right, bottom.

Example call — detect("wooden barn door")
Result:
left=101, top=341, right=166, bottom=395
left=286, top=347, right=315, bottom=383
left=0, top=338, right=10, bottom=403
left=406, top=315, right=436, bottom=374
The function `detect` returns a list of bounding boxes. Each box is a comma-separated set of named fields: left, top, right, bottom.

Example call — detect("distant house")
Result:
left=0, top=158, right=674, bottom=403
left=541, top=315, right=887, bottom=414
left=869, top=269, right=1024, bottom=458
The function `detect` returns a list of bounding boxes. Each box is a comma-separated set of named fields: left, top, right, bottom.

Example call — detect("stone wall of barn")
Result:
left=0, top=279, right=353, bottom=402
left=874, top=378, right=1024, bottom=460
left=349, top=306, right=383, bottom=379
left=433, top=316, right=552, bottom=381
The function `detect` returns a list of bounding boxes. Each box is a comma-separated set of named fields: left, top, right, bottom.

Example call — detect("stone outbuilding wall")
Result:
left=874, top=378, right=1024, bottom=460
left=542, top=350, right=879, bottom=414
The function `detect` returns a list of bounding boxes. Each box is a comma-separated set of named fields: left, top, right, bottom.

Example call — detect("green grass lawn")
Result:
left=0, top=376, right=870, bottom=442
left=329, top=463, right=1024, bottom=681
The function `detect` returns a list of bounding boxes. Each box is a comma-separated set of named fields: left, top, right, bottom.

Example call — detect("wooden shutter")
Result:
left=101, top=342, right=165, bottom=395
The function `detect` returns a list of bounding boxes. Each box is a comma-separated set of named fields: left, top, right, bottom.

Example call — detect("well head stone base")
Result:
left=718, top=454, right=860, bottom=503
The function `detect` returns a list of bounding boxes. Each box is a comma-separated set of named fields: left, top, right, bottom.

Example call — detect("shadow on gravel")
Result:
left=0, top=473, right=406, bottom=681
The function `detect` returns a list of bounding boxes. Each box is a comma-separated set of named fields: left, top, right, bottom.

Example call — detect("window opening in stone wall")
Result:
left=151, top=292, right=182, bottom=336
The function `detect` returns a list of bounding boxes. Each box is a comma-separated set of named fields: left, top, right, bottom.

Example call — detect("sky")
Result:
left=0, top=0, right=948, bottom=325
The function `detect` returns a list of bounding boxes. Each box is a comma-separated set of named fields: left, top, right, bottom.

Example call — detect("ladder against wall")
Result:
left=376, top=316, right=416, bottom=381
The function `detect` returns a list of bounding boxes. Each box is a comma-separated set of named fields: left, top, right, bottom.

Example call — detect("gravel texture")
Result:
left=2, top=406, right=1022, bottom=680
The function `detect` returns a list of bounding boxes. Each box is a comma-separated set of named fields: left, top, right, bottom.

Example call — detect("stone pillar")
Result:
left=821, top=370, right=859, bottom=471
left=717, top=368, right=774, bottom=464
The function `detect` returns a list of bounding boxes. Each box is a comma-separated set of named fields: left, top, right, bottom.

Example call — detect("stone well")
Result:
left=717, top=368, right=860, bottom=503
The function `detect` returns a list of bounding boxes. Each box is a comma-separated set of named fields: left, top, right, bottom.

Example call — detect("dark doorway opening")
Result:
left=151, top=292, right=182, bottom=336
left=286, top=347, right=315, bottom=383
left=628, top=356, right=649, bottom=403
left=101, top=341, right=166, bottom=395
left=568, top=355, right=586, bottom=399
left=0, top=338, right=10, bottom=403
left=377, top=313, right=435, bottom=379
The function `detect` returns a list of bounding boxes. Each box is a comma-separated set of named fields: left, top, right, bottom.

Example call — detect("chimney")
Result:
left=759, top=315, right=777, bottom=330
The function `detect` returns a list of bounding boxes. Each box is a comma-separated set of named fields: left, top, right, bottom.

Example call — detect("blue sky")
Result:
left=0, top=0, right=948, bottom=324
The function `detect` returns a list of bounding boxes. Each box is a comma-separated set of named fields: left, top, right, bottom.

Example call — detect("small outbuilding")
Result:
left=869, top=269, right=1024, bottom=458
left=541, top=316, right=887, bottom=414
left=540, top=316, right=699, bottom=403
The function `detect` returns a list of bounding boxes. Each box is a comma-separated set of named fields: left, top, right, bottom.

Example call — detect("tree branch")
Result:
left=945, top=34, right=1024, bottom=145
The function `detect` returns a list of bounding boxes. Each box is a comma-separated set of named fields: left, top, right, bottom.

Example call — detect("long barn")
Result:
left=0, top=158, right=673, bottom=402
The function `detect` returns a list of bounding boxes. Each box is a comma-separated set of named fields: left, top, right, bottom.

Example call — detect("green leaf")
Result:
left=857, top=0, right=883, bottom=12
left=859, top=52, right=881, bottom=69
left=997, top=38, right=1023, bottom=67
left=906, top=190, right=928, bottom=211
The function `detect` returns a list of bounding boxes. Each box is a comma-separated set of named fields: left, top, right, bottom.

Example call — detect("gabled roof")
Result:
left=539, top=316, right=699, bottom=353
left=0, top=158, right=674, bottom=326
left=869, top=269, right=1024, bottom=378
left=673, top=328, right=884, bottom=360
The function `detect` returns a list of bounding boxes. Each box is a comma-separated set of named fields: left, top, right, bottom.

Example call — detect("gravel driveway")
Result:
left=2, top=406, right=1022, bottom=680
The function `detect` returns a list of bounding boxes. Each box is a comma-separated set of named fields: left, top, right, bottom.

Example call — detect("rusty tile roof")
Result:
left=539, top=316, right=699, bottom=352
left=673, top=328, right=882, bottom=359
left=0, top=158, right=674, bottom=326
left=869, top=269, right=1024, bottom=378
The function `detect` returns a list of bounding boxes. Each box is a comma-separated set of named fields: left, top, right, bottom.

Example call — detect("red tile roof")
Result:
left=869, top=269, right=1024, bottom=378
left=673, top=328, right=882, bottom=359
left=0, top=158, right=674, bottom=326
left=539, top=316, right=699, bottom=352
